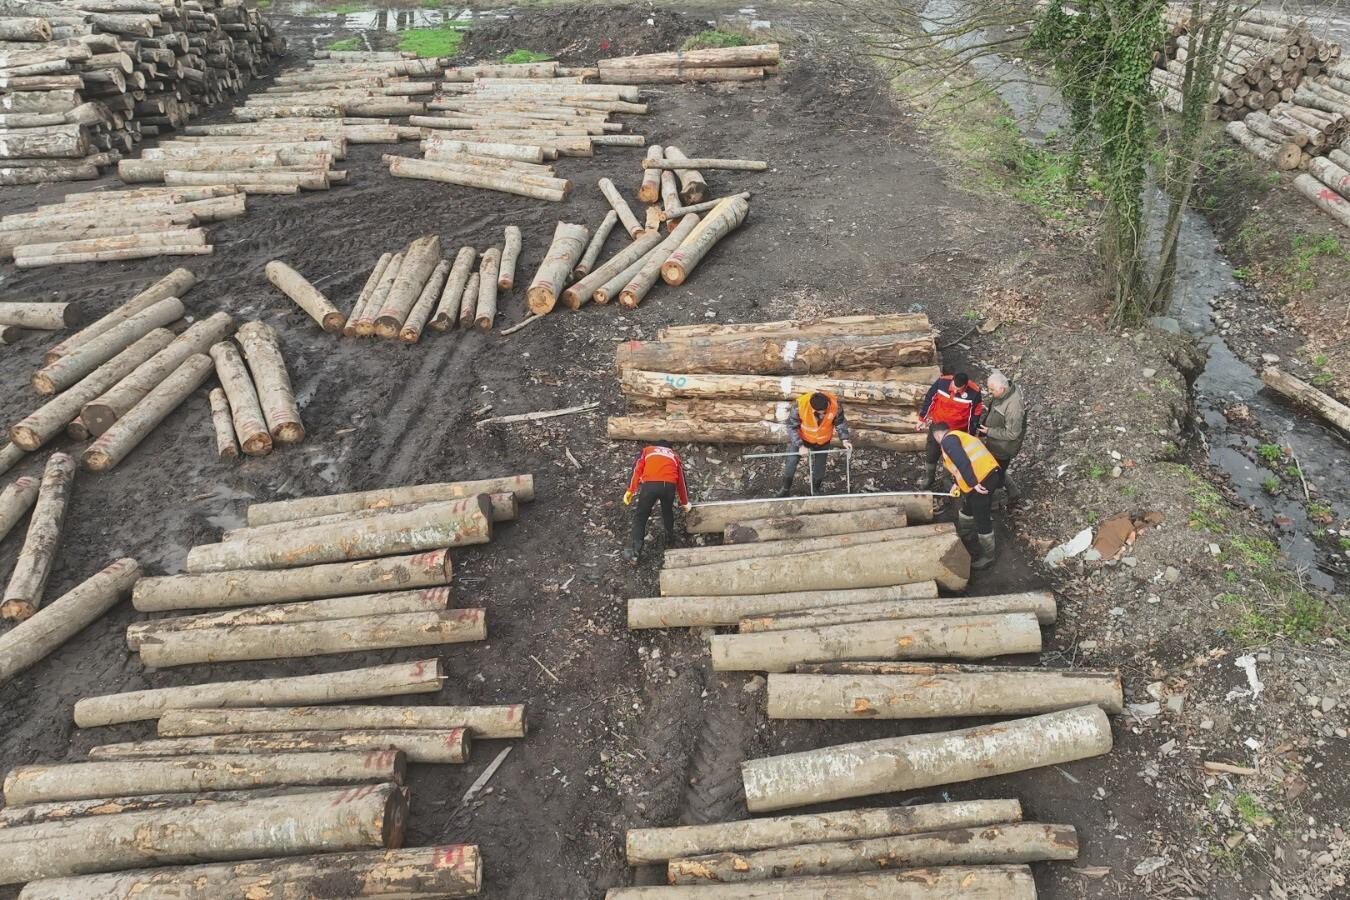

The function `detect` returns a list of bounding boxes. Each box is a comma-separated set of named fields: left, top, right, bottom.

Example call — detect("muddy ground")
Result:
left=1, top=3, right=1347, bottom=899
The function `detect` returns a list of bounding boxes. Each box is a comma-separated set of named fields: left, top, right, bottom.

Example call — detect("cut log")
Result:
left=236, top=321, right=303, bottom=443
left=575, top=209, right=617, bottom=277
left=617, top=214, right=701, bottom=308
left=497, top=226, right=523, bottom=291
left=667, top=824, right=1077, bottom=885
left=665, top=525, right=949, bottom=570
left=265, top=260, right=345, bottom=333
left=457, top=272, right=480, bottom=330
left=741, top=590, right=1057, bottom=631
left=388, top=155, right=568, bottom=201
left=0, top=18, right=52, bottom=42
left=208, top=388, right=239, bottom=460
left=400, top=258, right=451, bottom=342
left=74, top=659, right=446, bottom=728
left=596, top=245, right=659, bottom=306
left=1, top=452, right=76, bottom=621
left=603, top=866, right=1037, bottom=899
left=138, top=608, right=486, bottom=667
left=625, top=799, right=1022, bottom=864
left=0, top=784, right=407, bottom=886
left=639, top=144, right=663, bottom=203
left=11, top=330, right=175, bottom=451
left=0, top=122, right=89, bottom=160
left=616, top=333, right=936, bottom=376
left=660, top=313, right=930, bottom=341
left=688, top=493, right=933, bottom=533
left=526, top=221, right=589, bottom=313
left=598, top=176, right=642, bottom=237
left=89, top=728, right=471, bottom=765
left=83, top=354, right=213, bottom=471
left=346, top=252, right=393, bottom=335
left=563, top=226, right=664, bottom=308
left=710, top=613, right=1040, bottom=673
left=375, top=234, right=442, bottom=337
left=660, top=169, right=680, bottom=218
left=158, top=703, right=527, bottom=740
left=82, top=311, right=233, bottom=436
left=644, top=158, right=768, bottom=172
left=742, top=705, right=1113, bottom=811
left=667, top=398, right=921, bottom=432
left=1260, top=366, right=1350, bottom=432
left=0, top=444, right=25, bottom=478
left=630, top=583, right=941, bottom=629
left=664, top=191, right=753, bottom=220
left=0, top=558, right=138, bottom=687
left=0, top=786, right=347, bottom=831
left=766, top=668, right=1122, bottom=719
left=0, top=302, right=79, bottom=330
left=246, top=476, right=532, bottom=527
left=1293, top=172, right=1350, bottom=229
left=620, top=369, right=929, bottom=407
left=432, top=246, right=477, bottom=331
left=1226, top=120, right=1301, bottom=168
left=475, top=247, right=501, bottom=330
left=19, top=845, right=481, bottom=900
left=0, top=475, right=39, bottom=544
left=663, top=146, right=706, bottom=203
left=31, top=296, right=184, bottom=395
left=208, top=340, right=272, bottom=456
left=355, top=250, right=403, bottom=336
left=597, top=45, right=781, bottom=70
left=725, top=508, right=911, bottom=543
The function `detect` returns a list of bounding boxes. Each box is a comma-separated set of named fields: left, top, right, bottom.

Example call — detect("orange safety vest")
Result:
left=941, top=429, right=999, bottom=494
left=796, top=392, right=839, bottom=445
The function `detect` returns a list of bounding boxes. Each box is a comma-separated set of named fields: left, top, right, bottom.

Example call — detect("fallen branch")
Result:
left=476, top=402, right=599, bottom=427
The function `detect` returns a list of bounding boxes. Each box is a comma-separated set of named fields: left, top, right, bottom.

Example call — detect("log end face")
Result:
left=30, top=372, right=57, bottom=395
left=272, top=423, right=306, bottom=444
left=0, top=599, right=36, bottom=622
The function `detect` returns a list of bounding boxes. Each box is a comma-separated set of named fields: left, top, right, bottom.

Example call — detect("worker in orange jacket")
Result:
left=622, top=440, right=690, bottom=564
left=916, top=372, right=984, bottom=491
left=929, top=421, right=1002, bottom=570
left=778, top=391, right=853, bottom=497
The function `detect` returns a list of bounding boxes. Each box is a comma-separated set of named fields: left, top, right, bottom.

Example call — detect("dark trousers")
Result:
left=630, top=481, right=676, bottom=551
left=960, top=470, right=1003, bottom=535
left=926, top=433, right=944, bottom=466
left=780, top=442, right=830, bottom=492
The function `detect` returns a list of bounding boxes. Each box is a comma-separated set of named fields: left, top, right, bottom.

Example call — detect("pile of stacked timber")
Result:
left=206, top=319, right=304, bottom=460
left=116, top=135, right=346, bottom=192
left=595, top=43, right=781, bottom=85
left=607, top=314, right=938, bottom=450
left=0, top=0, right=285, bottom=186
left=0, top=299, right=80, bottom=345
left=638, top=144, right=759, bottom=226
left=0, top=184, right=243, bottom=266
left=1156, top=5, right=1339, bottom=121
left=1293, top=144, right=1350, bottom=228
left=237, top=49, right=436, bottom=120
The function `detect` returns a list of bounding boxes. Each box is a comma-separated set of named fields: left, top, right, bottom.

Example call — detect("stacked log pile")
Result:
left=595, top=43, right=781, bottom=85
left=0, top=184, right=244, bottom=266
left=607, top=314, right=939, bottom=449
left=0, top=0, right=285, bottom=186
left=206, top=319, right=305, bottom=460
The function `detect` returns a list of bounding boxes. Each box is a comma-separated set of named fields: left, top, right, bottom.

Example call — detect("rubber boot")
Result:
left=923, top=463, right=937, bottom=492
left=972, top=531, right=998, bottom=570
left=1003, top=474, right=1021, bottom=503
left=955, top=512, right=978, bottom=554
left=622, top=544, right=640, bottom=566
left=810, top=478, right=825, bottom=496
left=776, top=479, right=793, bottom=498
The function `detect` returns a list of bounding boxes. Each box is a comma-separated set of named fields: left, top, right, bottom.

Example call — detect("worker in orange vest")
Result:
left=622, top=440, right=690, bottom=564
left=929, top=421, right=1002, bottom=570
left=778, top=391, right=853, bottom=497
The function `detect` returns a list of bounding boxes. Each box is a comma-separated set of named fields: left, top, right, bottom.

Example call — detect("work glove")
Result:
left=623, top=491, right=633, bottom=506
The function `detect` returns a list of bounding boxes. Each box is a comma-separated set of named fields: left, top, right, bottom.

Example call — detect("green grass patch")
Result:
left=1256, top=443, right=1282, bottom=463
left=255, top=0, right=270, bottom=8
left=1234, top=794, right=1275, bottom=828
left=501, top=49, right=553, bottom=64
left=1188, top=482, right=1229, bottom=534
left=682, top=28, right=750, bottom=51
left=1307, top=501, right=1334, bottom=524
left=325, top=37, right=362, bottom=51
left=1261, top=477, right=1280, bottom=495
left=398, top=23, right=465, bottom=58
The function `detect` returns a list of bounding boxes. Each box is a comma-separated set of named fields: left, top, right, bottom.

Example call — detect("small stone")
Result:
left=1110, top=607, right=1126, bottom=617
left=1164, top=566, right=1181, bottom=583
left=1167, top=695, right=1185, bottom=714
left=1306, top=695, right=1321, bottom=708
left=1315, top=852, right=1334, bottom=866
left=1111, top=466, right=1122, bottom=478
left=1158, top=739, right=1177, bottom=755
left=1146, top=592, right=1159, bottom=602
left=1123, top=557, right=1139, bottom=568
left=1262, top=353, right=1280, bottom=364
left=1143, top=367, right=1157, bottom=378
left=1079, top=640, right=1098, bottom=650
left=1200, top=718, right=1215, bottom=730
left=1083, top=549, right=1102, bottom=563
left=1321, top=697, right=1337, bottom=713
left=743, top=675, right=765, bottom=694
left=1209, top=543, right=1221, bottom=556
left=1147, top=681, right=1164, bottom=700
left=1134, top=856, right=1167, bottom=876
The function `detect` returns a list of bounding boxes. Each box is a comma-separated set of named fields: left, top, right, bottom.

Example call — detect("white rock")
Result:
left=1045, top=527, right=1094, bottom=567
left=1134, top=856, right=1167, bottom=876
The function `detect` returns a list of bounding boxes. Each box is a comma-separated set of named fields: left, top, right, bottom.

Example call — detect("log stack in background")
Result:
left=595, top=42, right=781, bottom=85
left=607, top=314, right=939, bottom=450
left=0, top=0, right=285, bottom=186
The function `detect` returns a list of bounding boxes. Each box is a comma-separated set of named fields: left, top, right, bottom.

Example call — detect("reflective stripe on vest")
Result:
left=941, top=430, right=999, bottom=493
left=797, top=392, right=838, bottom=445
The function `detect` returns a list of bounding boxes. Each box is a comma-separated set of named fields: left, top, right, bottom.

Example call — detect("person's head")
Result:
left=929, top=422, right=951, bottom=441
left=652, top=440, right=673, bottom=450
left=987, top=370, right=1009, bottom=398
left=951, top=372, right=969, bottom=390
left=809, top=392, right=830, bottom=413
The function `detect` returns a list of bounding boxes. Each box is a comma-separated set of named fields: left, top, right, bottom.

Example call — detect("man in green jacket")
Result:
left=979, top=370, right=1027, bottom=501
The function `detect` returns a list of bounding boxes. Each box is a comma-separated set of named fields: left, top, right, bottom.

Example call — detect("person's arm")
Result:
left=834, top=406, right=851, bottom=444
left=966, top=388, right=984, bottom=433
left=625, top=452, right=645, bottom=498
left=675, top=456, right=690, bottom=506
left=1002, top=392, right=1026, bottom=440
left=941, top=434, right=978, bottom=489
left=919, top=380, right=940, bottom=420
left=785, top=406, right=804, bottom=451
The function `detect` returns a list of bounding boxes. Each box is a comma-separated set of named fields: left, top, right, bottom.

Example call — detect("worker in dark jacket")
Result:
left=778, top=390, right=853, bottom=497
left=930, top=421, right=1001, bottom=570
left=979, top=369, right=1027, bottom=501
left=916, top=372, right=984, bottom=490
left=623, top=440, right=690, bottom=564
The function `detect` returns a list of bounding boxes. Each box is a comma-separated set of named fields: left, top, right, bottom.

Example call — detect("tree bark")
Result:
left=639, top=144, right=663, bottom=203
left=710, top=612, right=1039, bottom=673
left=236, top=321, right=303, bottom=443
left=0, top=784, right=407, bottom=886
left=31, top=296, right=184, bottom=395
left=0, top=302, right=79, bottom=330
left=0, top=786, right=346, bottom=831
left=597, top=45, right=781, bottom=70
left=431, top=246, right=477, bottom=331
left=616, top=333, right=936, bottom=376
left=15, top=240, right=212, bottom=269
left=742, top=705, right=1113, bottom=812
left=644, top=157, right=768, bottom=172
left=208, top=340, right=272, bottom=456
left=0, top=475, right=39, bottom=544
left=346, top=251, right=393, bottom=335
left=598, top=176, right=643, bottom=237
left=420, top=137, right=545, bottom=163
left=724, top=508, right=911, bottom=543
left=686, top=493, right=933, bottom=533
left=1260, top=365, right=1350, bottom=431
left=457, top=273, right=480, bottom=330
left=663, top=146, right=706, bottom=203
left=1293, top=172, right=1350, bottom=228
left=388, top=155, right=568, bottom=202
left=0, top=558, right=137, bottom=686
left=82, top=354, right=213, bottom=471
left=620, top=369, right=929, bottom=406
left=766, top=668, right=1121, bottom=719
left=563, top=226, right=664, bottom=308
left=664, top=525, right=949, bottom=570
left=74, top=659, right=446, bottom=728
left=1225, top=120, right=1301, bottom=168
left=659, top=313, right=931, bottom=341
left=264, top=260, right=345, bottom=333
left=663, top=191, right=753, bottom=220
left=356, top=251, right=403, bottom=336
left=0, top=17, right=52, bottom=41
left=1, top=452, right=75, bottom=621
left=221, top=491, right=514, bottom=543
left=526, top=221, right=590, bottom=313
left=617, top=213, right=700, bottom=308
left=245, top=475, right=532, bottom=527
left=89, top=728, right=470, bottom=765
left=659, top=192, right=747, bottom=286
left=624, top=799, right=1021, bottom=865
left=575, top=209, right=617, bottom=277
left=474, top=247, right=501, bottom=330
left=0, top=122, right=89, bottom=159
left=660, top=169, right=681, bottom=219
left=158, top=702, right=527, bottom=740
left=375, top=234, right=441, bottom=338
left=19, top=844, right=481, bottom=899
left=604, top=866, right=1036, bottom=899
left=138, top=608, right=486, bottom=667
left=209, top=387, right=239, bottom=460
left=82, top=311, right=233, bottom=436
left=742, top=590, right=1057, bottom=632
left=667, top=398, right=921, bottom=432
left=11, top=330, right=175, bottom=451
left=400, top=258, right=451, bottom=342
left=667, top=824, right=1077, bottom=885
left=629, top=583, right=939, bottom=629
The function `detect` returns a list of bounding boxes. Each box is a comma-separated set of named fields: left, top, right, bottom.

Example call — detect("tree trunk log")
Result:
left=595, top=246, right=656, bottom=306
left=639, top=144, right=663, bottom=203
left=82, top=312, right=233, bottom=436
left=0, top=558, right=137, bottom=686
left=625, top=799, right=1021, bottom=865
left=89, top=728, right=470, bottom=765
left=598, top=176, right=643, bottom=237
left=0, top=302, right=78, bottom=330
left=474, top=247, right=501, bottom=330
left=0, top=786, right=348, bottom=831
left=431, top=246, right=477, bottom=331
left=126, top=586, right=452, bottom=650
left=1, top=452, right=75, bottom=621
left=663, top=191, right=753, bottom=220
left=83, top=354, right=213, bottom=472
left=1260, top=365, right=1350, bottom=431
left=1225, top=120, right=1301, bottom=168
left=620, top=369, right=929, bottom=406
left=742, top=590, right=1057, bottom=632
left=236, top=321, right=303, bottom=443
left=0, top=122, right=89, bottom=159
left=19, top=844, right=481, bottom=900
left=526, top=221, right=589, bottom=313
left=0, top=18, right=53, bottom=41
left=687, top=493, right=933, bottom=533
left=356, top=251, right=403, bottom=336
left=660, top=313, right=930, bottom=341
left=1294, top=172, right=1350, bottom=228
left=222, top=493, right=511, bottom=543
left=767, top=668, right=1121, bottom=719
left=604, top=866, right=1036, bottom=899
left=710, top=612, right=1039, bottom=673
left=663, top=146, right=706, bottom=203
left=608, top=417, right=925, bottom=453
left=14, top=242, right=212, bottom=270
left=644, top=157, right=768, bottom=172
left=32, top=296, right=184, bottom=395
left=666, top=398, right=921, bottom=432
left=74, top=659, right=446, bottom=728
left=245, top=476, right=531, bottom=528
left=264, top=260, right=345, bottom=333
left=616, top=332, right=936, bottom=376
left=11, top=330, right=175, bottom=451
left=0, top=784, right=406, bottom=886
left=158, top=702, right=527, bottom=740
left=346, top=251, right=393, bottom=335
left=375, top=234, right=441, bottom=338
left=456, top=272, right=480, bottom=330
left=208, top=388, right=239, bottom=460
left=0, top=475, right=39, bottom=544
left=208, top=340, right=272, bottom=456
left=617, top=213, right=700, bottom=308
left=725, top=508, right=911, bottom=543
left=1309, top=155, right=1350, bottom=199
left=597, top=45, right=781, bottom=70
left=667, top=824, right=1076, bottom=885
left=388, top=155, right=568, bottom=201
left=664, top=525, right=949, bottom=570
left=629, top=583, right=941, bottom=629
left=400, top=258, right=451, bottom=342
left=575, top=209, right=617, bottom=277
left=421, top=137, right=545, bottom=162
left=564, top=226, right=664, bottom=308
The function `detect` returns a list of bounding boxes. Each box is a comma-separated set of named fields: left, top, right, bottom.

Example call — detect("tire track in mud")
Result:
left=678, top=676, right=756, bottom=826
